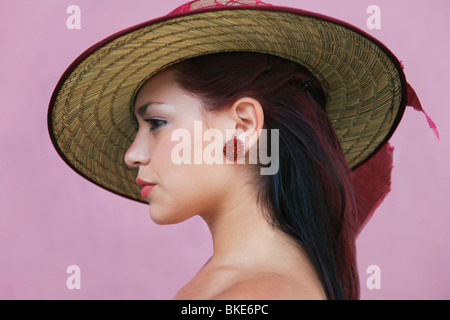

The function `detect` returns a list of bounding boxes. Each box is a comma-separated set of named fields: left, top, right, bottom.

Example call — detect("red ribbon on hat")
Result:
left=351, top=82, right=439, bottom=235
left=406, top=82, right=440, bottom=139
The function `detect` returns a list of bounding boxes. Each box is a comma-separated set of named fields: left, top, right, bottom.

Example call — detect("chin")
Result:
left=148, top=206, right=191, bottom=225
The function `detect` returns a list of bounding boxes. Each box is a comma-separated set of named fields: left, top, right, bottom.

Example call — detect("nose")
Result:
left=124, top=131, right=150, bottom=168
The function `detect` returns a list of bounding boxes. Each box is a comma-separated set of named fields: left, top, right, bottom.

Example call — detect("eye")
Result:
left=144, top=118, right=166, bottom=131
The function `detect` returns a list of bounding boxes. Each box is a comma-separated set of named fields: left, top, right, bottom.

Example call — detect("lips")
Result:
left=136, top=178, right=156, bottom=199
left=140, top=184, right=155, bottom=198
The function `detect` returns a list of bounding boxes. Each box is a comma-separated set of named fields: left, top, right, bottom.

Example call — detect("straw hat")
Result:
left=48, top=0, right=423, bottom=206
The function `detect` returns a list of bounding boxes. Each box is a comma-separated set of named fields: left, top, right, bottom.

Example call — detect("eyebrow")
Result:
left=136, top=102, right=164, bottom=117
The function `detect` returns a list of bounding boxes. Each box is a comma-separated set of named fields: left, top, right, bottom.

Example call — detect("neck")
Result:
left=200, top=182, right=304, bottom=269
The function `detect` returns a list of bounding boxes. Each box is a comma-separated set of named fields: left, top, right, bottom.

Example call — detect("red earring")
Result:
left=223, top=136, right=245, bottom=161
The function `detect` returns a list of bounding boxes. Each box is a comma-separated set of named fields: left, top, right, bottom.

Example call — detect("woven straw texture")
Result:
left=49, top=2, right=403, bottom=203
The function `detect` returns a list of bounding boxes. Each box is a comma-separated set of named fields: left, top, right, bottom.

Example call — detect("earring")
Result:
left=223, top=136, right=245, bottom=161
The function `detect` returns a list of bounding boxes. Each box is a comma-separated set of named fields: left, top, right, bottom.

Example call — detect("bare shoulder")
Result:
left=212, top=272, right=326, bottom=300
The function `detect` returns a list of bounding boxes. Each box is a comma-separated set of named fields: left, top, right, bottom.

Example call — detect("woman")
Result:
left=47, top=0, right=436, bottom=300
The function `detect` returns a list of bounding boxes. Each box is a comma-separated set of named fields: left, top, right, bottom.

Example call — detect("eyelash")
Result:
left=144, top=118, right=166, bottom=131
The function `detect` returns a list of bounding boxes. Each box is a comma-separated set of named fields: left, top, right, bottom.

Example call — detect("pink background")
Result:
left=1, top=0, right=449, bottom=300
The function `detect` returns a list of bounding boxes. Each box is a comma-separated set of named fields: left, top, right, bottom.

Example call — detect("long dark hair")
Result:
left=170, top=52, right=359, bottom=300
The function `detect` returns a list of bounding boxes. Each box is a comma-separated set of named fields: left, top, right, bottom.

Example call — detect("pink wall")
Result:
left=1, top=0, right=448, bottom=299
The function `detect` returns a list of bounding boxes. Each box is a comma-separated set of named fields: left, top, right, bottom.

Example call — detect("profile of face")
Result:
left=124, top=68, right=261, bottom=225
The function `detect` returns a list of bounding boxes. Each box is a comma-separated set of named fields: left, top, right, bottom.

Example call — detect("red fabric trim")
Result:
left=350, top=142, right=394, bottom=235
left=406, top=82, right=439, bottom=139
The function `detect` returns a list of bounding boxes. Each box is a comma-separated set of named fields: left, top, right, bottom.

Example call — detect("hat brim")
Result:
left=48, top=5, right=407, bottom=204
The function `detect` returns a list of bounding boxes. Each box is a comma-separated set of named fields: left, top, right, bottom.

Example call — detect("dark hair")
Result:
left=171, top=52, right=359, bottom=300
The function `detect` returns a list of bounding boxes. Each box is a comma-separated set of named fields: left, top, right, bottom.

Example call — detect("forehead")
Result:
left=133, top=68, right=207, bottom=119
left=134, top=68, right=178, bottom=111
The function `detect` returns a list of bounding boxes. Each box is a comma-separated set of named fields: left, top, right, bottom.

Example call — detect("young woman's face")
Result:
left=124, top=68, right=236, bottom=224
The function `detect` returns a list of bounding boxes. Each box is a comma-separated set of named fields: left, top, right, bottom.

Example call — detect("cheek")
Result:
left=162, top=125, right=233, bottom=195
left=149, top=128, right=232, bottom=222
left=161, top=163, right=228, bottom=218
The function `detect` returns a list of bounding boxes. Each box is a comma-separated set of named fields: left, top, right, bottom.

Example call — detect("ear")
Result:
left=227, top=97, right=265, bottom=155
